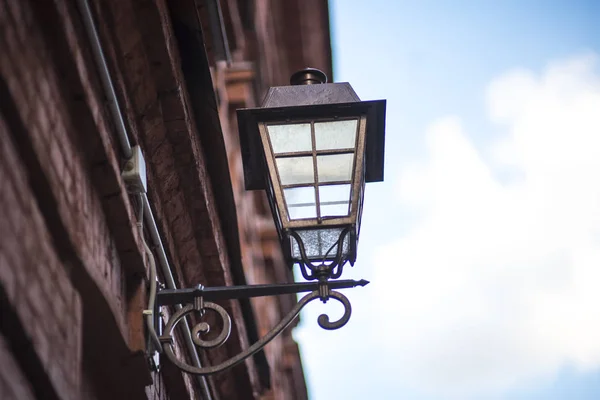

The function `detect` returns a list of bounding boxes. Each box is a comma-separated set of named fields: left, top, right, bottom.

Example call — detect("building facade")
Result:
left=0, top=0, right=332, bottom=399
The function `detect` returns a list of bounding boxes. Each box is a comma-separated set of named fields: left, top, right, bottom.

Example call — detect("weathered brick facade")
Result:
left=0, top=0, right=331, bottom=399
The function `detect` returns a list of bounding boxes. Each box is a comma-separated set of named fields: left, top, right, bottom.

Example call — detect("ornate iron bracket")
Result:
left=155, top=278, right=368, bottom=376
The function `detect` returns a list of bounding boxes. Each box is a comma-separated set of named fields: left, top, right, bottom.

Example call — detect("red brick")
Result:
left=1, top=190, right=25, bottom=239
left=3, top=0, right=320, bottom=397
left=48, top=362, right=71, bottom=400
left=0, top=7, right=23, bottom=50
left=26, top=280, right=47, bottom=318
left=48, top=136, right=65, bottom=181
left=0, top=226, right=24, bottom=280
left=0, top=335, right=36, bottom=400
left=0, top=253, right=15, bottom=302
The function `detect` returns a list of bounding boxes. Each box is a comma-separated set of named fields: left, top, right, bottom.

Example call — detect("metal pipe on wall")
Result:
left=75, top=0, right=132, bottom=159
left=76, top=0, right=212, bottom=398
left=142, top=195, right=213, bottom=400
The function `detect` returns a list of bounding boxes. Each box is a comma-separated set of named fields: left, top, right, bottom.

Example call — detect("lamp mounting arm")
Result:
left=155, top=279, right=369, bottom=376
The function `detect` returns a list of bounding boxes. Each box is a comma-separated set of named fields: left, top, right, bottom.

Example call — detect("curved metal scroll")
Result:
left=159, top=290, right=352, bottom=375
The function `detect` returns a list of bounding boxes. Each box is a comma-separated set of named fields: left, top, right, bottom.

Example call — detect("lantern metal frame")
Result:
left=237, top=78, right=386, bottom=276
left=237, top=99, right=386, bottom=191
left=259, top=115, right=366, bottom=279
left=259, top=115, right=366, bottom=229
left=152, top=69, right=385, bottom=378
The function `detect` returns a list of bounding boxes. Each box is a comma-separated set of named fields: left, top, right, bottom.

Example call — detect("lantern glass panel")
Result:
left=284, top=187, right=317, bottom=219
left=268, top=123, right=312, bottom=153
left=276, top=157, right=314, bottom=185
left=316, top=154, right=354, bottom=183
left=291, top=227, right=351, bottom=261
left=264, top=117, right=363, bottom=224
left=315, top=120, right=358, bottom=150
left=319, top=184, right=351, bottom=217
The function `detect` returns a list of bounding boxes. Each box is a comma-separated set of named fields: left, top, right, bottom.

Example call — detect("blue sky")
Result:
left=295, top=1, right=600, bottom=399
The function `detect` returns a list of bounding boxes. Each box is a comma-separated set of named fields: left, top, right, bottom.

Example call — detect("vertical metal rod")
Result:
left=75, top=0, right=212, bottom=396
left=142, top=195, right=213, bottom=400
left=311, top=121, right=322, bottom=224
left=76, top=0, right=132, bottom=159
left=204, top=0, right=232, bottom=63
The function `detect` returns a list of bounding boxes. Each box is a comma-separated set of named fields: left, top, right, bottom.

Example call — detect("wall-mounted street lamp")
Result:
left=156, top=69, right=386, bottom=375
left=238, top=68, right=386, bottom=281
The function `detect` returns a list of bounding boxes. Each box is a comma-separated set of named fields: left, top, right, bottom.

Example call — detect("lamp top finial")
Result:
left=290, top=68, right=328, bottom=85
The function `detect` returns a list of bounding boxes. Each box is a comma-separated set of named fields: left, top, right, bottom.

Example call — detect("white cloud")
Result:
left=369, top=53, right=600, bottom=397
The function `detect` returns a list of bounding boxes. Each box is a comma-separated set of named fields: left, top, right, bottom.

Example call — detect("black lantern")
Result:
left=237, top=68, right=386, bottom=281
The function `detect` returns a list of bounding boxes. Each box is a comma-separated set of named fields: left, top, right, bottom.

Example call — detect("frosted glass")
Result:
left=319, top=184, right=351, bottom=217
left=321, top=203, right=350, bottom=217
left=284, top=187, right=317, bottom=220
left=268, top=123, right=312, bottom=154
left=315, top=120, right=358, bottom=150
left=276, top=157, right=314, bottom=185
left=291, top=228, right=350, bottom=260
left=316, top=154, right=354, bottom=183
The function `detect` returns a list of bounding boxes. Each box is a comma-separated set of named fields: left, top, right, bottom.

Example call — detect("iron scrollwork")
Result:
left=156, top=278, right=365, bottom=376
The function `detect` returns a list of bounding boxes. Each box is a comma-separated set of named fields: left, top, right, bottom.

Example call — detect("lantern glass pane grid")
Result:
left=267, top=119, right=359, bottom=221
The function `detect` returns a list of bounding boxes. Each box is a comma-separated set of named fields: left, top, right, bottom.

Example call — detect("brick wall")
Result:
left=0, top=335, right=36, bottom=400
left=0, top=0, right=148, bottom=398
left=0, top=0, right=239, bottom=397
left=0, top=0, right=329, bottom=398
left=0, top=106, right=82, bottom=399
